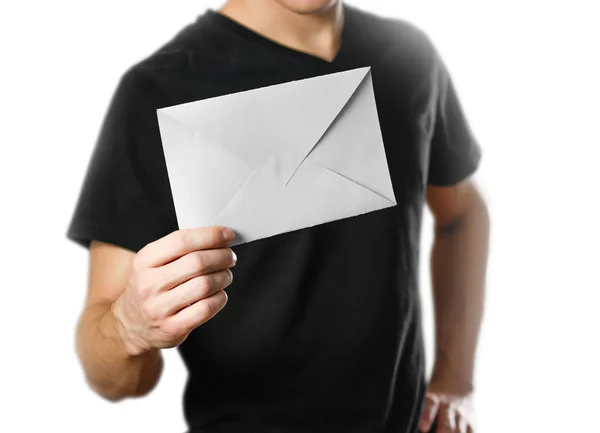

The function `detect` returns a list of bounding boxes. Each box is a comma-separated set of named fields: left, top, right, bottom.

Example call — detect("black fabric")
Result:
left=66, top=4, right=481, bottom=433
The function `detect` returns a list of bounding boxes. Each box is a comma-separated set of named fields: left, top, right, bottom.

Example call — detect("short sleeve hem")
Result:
left=426, top=140, right=482, bottom=187
left=66, top=218, right=167, bottom=254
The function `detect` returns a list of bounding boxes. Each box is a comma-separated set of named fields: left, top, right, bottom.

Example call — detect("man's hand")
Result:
left=419, top=380, right=476, bottom=433
left=111, top=225, right=237, bottom=357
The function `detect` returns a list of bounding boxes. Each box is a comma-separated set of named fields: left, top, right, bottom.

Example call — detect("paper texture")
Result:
left=156, top=67, right=397, bottom=246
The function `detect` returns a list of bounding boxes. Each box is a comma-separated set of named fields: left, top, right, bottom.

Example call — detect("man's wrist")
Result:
left=429, top=376, right=474, bottom=394
left=429, top=367, right=474, bottom=395
left=104, top=298, right=149, bottom=359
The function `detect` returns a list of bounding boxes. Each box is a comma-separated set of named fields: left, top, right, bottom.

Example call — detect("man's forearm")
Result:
left=430, top=194, right=489, bottom=391
left=75, top=300, right=163, bottom=401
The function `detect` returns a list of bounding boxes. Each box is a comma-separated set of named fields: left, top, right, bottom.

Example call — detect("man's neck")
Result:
left=218, top=0, right=344, bottom=62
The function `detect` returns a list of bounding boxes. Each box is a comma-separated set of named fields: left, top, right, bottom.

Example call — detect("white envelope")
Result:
left=156, top=66, right=397, bottom=246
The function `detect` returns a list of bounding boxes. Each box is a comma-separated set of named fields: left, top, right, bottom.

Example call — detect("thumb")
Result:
left=419, top=393, right=440, bottom=432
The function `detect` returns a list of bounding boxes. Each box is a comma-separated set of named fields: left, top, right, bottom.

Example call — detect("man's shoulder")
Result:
left=349, top=5, right=429, bottom=40
left=347, top=5, right=437, bottom=68
left=120, top=15, right=216, bottom=89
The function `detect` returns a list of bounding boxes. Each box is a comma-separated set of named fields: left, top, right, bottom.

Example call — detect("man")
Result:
left=66, top=1, right=489, bottom=432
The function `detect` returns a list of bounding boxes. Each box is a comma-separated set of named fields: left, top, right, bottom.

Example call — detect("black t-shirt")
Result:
left=66, top=5, right=481, bottom=433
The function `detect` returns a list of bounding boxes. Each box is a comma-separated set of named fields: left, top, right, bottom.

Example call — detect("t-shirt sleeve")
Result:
left=426, top=43, right=483, bottom=187
left=65, top=67, right=173, bottom=253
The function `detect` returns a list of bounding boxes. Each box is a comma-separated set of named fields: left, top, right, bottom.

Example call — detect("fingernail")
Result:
left=222, top=228, right=235, bottom=241
left=231, top=250, right=237, bottom=266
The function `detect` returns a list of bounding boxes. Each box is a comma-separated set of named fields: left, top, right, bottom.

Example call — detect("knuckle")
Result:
left=198, top=300, right=218, bottom=321
left=132, top=251, right=147, bottom=271
left=143, top=301, right=163, bottom=322
left=196, top=299, right=214, bottom=319
left=189, top=252, right=208, bottom=273
left=136, top=278, right=154, bottom=300
left=161, top=321, right=189, bottom=340
left=207, top=226, right=222, bottom=245
left=162, top=322, right=184, bottom=338
left=173, top=230, right=191, bottom=252
left=194, top=276, right=212, bottom=297
left=213, top=249, right=230, bottom=268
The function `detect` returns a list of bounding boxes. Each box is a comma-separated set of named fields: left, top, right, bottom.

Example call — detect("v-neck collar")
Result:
left=200, top=5, right=354, bottom=69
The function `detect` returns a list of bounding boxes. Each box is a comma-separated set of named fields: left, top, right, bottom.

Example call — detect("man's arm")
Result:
left=74, top=226, right=236, bottom=402
left=427, top=179, right=489, bottom=390
left=420, top=179, right=489, bottom=432
left=74, top=241, right=163, bottom=401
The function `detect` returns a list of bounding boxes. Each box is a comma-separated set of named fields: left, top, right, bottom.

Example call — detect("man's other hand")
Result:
left=419, top=381, right=476, bottom=433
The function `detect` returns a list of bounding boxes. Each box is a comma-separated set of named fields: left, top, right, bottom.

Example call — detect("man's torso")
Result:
left=126, top=5, right=439, bottom=432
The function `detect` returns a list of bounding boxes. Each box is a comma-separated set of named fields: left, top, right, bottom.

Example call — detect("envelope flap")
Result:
left=276, top=67, right=371, bottom=185
left=157, top=67, right=372, bottom=185
left=303, top=69, right=397, bottom=205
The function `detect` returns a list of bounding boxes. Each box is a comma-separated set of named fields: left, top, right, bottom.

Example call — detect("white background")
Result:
left=2, top=0, right=599, bottom=432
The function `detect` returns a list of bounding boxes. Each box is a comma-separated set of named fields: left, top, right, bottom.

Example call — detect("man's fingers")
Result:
left=157, top=270, right=233, bottom=317
left=435, top=406, right=456, bottom=433
left=457, top=414, right=468, bottom=433
left=163, top=289, right=228, bottom=335
left=154, top=247, right=237, bottom=291
left=137, top=226, right=235, bottom=268
left=419, top=394, right=439, bottom=432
